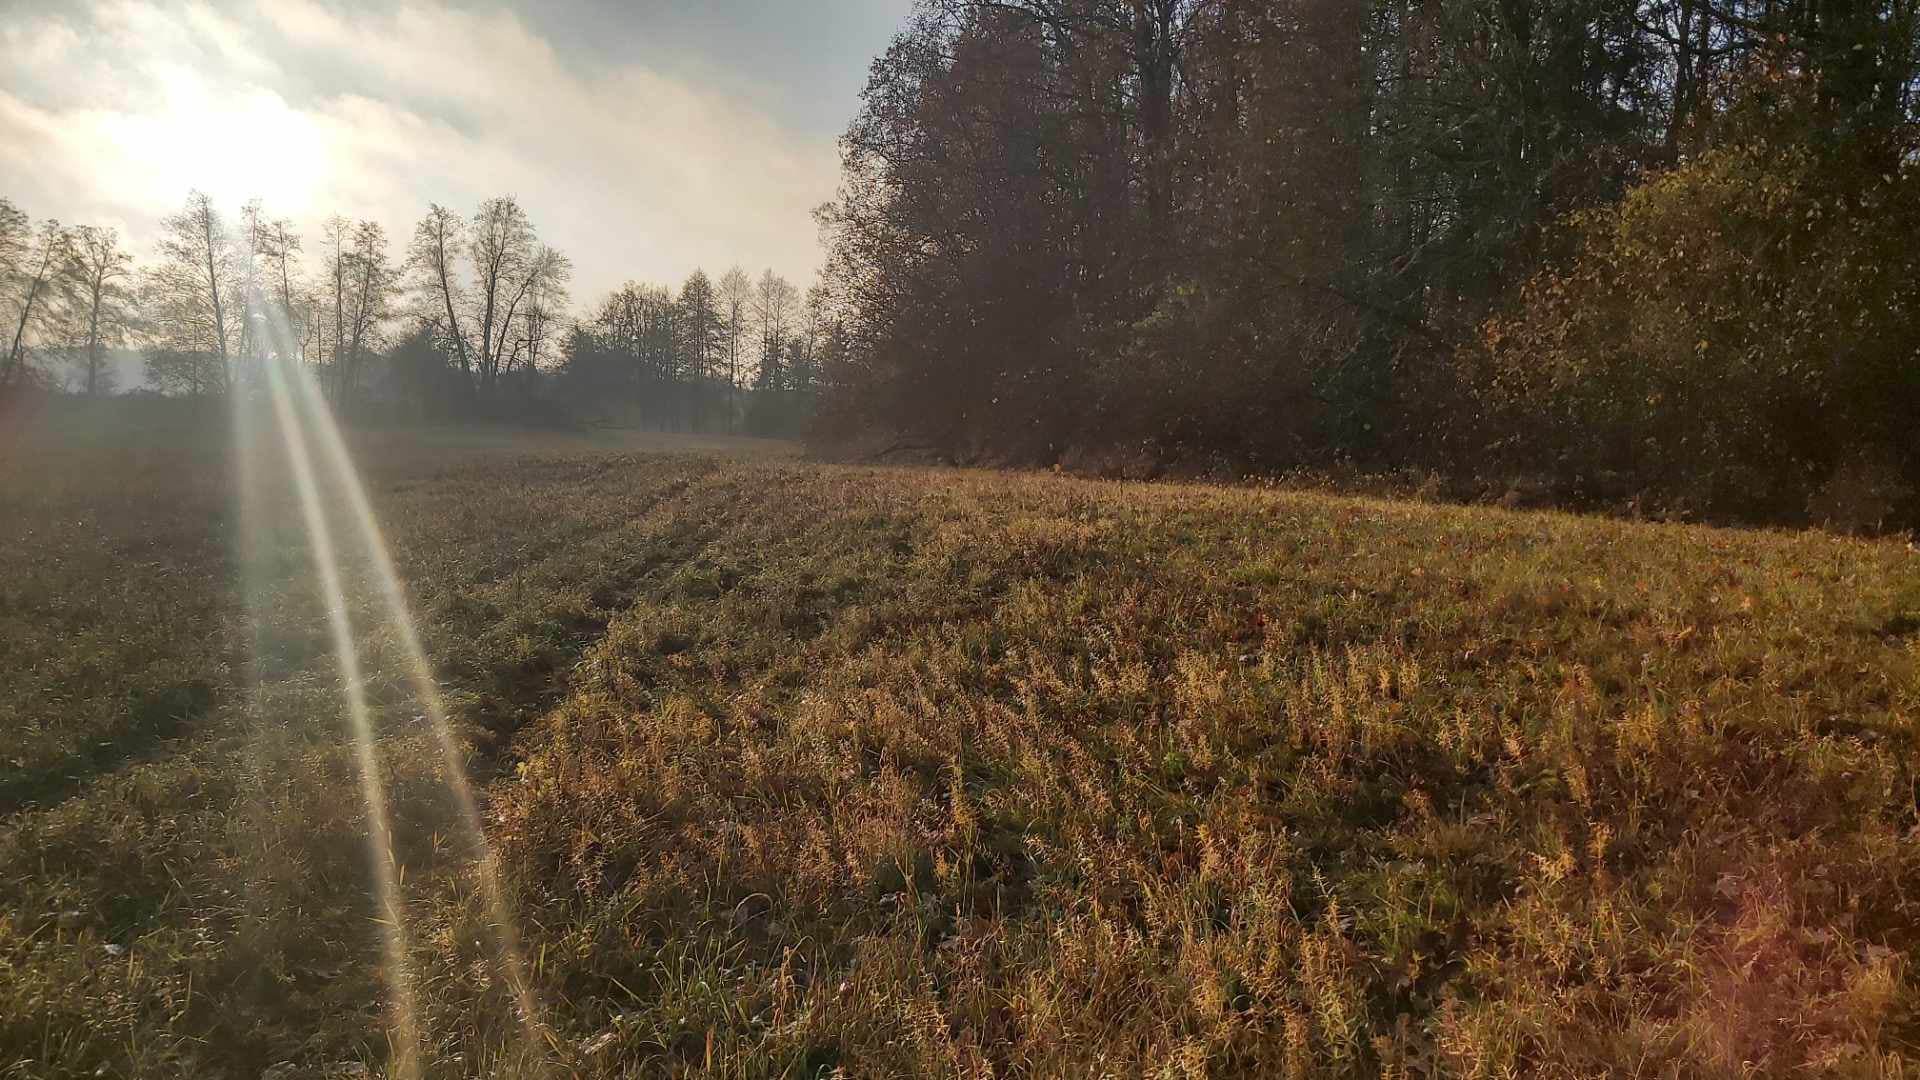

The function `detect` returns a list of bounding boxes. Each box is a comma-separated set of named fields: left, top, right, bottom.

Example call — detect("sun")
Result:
left=112, top=62, right=330, bottom=223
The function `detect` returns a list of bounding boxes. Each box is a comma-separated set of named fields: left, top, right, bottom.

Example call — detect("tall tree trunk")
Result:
left=84, top=270, right=105, bottom=397
left=478, top=251, right=502, bottom=394
left=436, top=251, right=469, bottom=378
left=203, top=217, right=230, bottom=394
left=333, top=252, right=347, bottom=402
left=343, top=262, right=375, bottom=405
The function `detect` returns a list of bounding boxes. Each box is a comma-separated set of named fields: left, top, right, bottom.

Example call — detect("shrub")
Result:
left=1475, top=79, right=1920, bottom=524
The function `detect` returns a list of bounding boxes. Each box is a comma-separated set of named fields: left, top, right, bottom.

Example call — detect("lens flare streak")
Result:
left=261, top=354, right=426, bottom=1079
left=239, top=287, right=548, bottom=1070
left=282, top=356, right=551, bottom=1058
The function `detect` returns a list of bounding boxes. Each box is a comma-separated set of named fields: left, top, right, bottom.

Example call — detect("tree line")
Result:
left=563, top=267, right=837, bottom=434
left=815, top=0, right=1920, bottom=526
left=0, top=192, right=821, bottom=435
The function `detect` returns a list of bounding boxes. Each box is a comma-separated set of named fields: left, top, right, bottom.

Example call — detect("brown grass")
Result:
left=3, top=402, right=1917, bottom=1077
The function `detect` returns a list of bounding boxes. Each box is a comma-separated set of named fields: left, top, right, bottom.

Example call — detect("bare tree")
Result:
left=488, top=242, right=567, bottom=389
left=680, top=270, right=718, bottom=380
left=470, top=196, right=535, bottom=391
left=67, top=226, right=134, bottom=396
left=144, top=191, right=234, bottom=394
left=406, top=197, right=570, bottom=400
left=243, top=213, right=312, bottom=363
left=262, top=216, right=305, bottom=339
left=510, top=249, right=570, bottom=380
left=790, top=281, right=834, bottom=392
left=235, top=199, right=273, bottom=372
left=321, top=215, right=351, bottom=381
left=752, top=269, right=799, bottom=391
left=407, top=204, right=472, bottom=377
left=336, top=221, right=395, bottom=401
left=0, top=198, right=28, bottom=295
left=717, top=266, right=752, bottom=429
left=2, top=214, right=69, bottom=389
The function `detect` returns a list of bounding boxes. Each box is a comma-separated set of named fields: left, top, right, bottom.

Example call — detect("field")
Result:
left=3, top=402, right=1919, bottom=1078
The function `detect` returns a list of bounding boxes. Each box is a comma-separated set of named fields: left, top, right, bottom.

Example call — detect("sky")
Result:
left=0, top=0, right=917, bottom=306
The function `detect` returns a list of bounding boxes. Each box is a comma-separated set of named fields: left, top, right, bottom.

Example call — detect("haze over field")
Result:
left=1, top=0, right=913, bottom=299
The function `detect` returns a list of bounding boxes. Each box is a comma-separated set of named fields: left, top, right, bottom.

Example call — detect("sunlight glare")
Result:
left=259, top=337, right=425, bottom=1080
left=282, top=353, right=553, bottom=1064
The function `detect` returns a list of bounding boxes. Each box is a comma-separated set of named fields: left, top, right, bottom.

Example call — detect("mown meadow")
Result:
left=3, top=405, right=1918, bottom=1078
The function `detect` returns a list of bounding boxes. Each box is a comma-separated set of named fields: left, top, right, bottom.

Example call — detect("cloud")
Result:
left=0, top=0, right=853, bottom=305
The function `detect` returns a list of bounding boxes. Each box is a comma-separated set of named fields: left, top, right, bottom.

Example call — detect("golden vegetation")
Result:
left=3, top=408, right=1918, bottom=1077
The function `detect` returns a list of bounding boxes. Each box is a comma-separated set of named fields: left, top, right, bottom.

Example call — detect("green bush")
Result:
left=1476, top=86, right=1920, bottom=524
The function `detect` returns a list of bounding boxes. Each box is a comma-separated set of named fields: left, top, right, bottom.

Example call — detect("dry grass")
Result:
left=2, top=402, right=1918, bottom=1078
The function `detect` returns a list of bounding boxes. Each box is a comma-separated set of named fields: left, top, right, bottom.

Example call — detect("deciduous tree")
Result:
left=335, top=221, right=396, bottom=401
left=752, top=270, right=798, bottom=392
left=1, top=214, right=69, bottom=389
left=66, top=226, right=134, bottom=397
left=407, top=204, right=472, bottom=378
left=717, top=266, right=753, bottom=429
left=143, top=191, right=235, bottom=395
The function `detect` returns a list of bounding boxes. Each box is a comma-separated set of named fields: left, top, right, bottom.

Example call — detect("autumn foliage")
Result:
left=814, top=1, right=1920, bottom=527
left=1478, top=78, right=1920, bottom=525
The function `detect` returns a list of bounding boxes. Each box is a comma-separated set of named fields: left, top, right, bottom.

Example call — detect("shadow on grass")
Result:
left=0, top=681, right=214, bottom=813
